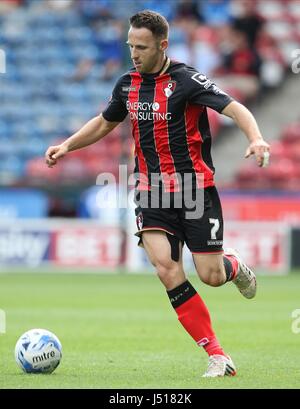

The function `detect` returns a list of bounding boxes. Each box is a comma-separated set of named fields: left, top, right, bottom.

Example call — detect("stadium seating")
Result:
left=234, top=120, right=300, bottom=191
left=0, top=0, right=298, bottom=193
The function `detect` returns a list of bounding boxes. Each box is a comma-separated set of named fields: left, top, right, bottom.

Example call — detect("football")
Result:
left=15, top=328, right=62, bottom=374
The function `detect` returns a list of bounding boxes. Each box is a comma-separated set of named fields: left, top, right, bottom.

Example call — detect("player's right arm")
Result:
left=45, top=114, right=120, bottom=168
left=46, top=73, right=129, bottom=168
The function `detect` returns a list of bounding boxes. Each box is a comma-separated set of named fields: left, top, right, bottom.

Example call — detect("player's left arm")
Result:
left=221, top=100, right=270, bottom=167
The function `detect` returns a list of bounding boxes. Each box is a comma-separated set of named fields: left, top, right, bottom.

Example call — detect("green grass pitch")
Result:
left=0, top=272, right=299, bottom=389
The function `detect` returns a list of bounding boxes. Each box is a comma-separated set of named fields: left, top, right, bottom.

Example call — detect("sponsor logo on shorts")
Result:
left=207, top=240, right=223, bottom=246
left=136, top=213, right=143, bottom=230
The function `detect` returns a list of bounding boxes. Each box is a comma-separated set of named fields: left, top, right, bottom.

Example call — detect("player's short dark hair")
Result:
left=129, top=10, right=169, bottom=39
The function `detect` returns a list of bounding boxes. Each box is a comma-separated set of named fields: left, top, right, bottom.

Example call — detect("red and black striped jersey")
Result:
left=102, top=60, right=233, bottom=192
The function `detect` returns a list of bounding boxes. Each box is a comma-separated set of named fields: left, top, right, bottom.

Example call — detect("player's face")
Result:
left=127, top=26, right=167, bottom=74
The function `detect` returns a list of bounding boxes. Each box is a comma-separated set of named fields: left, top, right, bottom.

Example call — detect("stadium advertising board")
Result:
left=51, top=226, right=123, bottom=267
left=127, top=221, right=290, bottom=274
left=0, top=220, right=290, bottom=273
left=0, top=221, right=124, bottom=269
left=221, top=194, right=300, bottom=222
left=224, top=222, right=289, bottom=273
left=0, top=228, right=50, bottom=267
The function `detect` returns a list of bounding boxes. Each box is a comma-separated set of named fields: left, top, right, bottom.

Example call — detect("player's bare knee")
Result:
left=155, top=260, right=177, bottom=278
left=207, top=273, right=225, bottom=287
left=198, top=267, right=225, bottom=287
left=155, top=260, right=181, bottom=287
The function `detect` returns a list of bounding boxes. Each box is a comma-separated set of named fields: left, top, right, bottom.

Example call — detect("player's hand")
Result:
left=245, top=140, right=270, bottom=167
left=45, top=144, right=68, bottom=168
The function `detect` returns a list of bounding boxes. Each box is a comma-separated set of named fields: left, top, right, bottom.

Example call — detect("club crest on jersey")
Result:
left=163, top=81, right=176, bottom=98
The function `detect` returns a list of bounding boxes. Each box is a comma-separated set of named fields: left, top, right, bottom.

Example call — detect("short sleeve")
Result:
left=183, top=67, right=234, bottom=113
left=102, top=77, right=128, bottom=122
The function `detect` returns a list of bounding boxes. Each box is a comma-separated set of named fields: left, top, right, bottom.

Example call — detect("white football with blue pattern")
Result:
left=15, top=328, right=62, bottom=374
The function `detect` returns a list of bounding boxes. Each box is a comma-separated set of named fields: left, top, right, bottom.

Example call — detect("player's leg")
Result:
left=183, top=186, right=256, bottom=298
left=192, top=252, right=238, bottom=287
left=141, top=230, right=235, bottom=377
left=192, top=252, right=226, bottom=287
left=192, top=250, right=256, bottom=299
left=182, top=186, right=239, bottom=286
left=140, top=230, right=185, bottom=290
left=225, top=248, right=257, bottom=299
left=193, top=249, right=256, bottom=299
left=186, top=251, right=237, bottom=377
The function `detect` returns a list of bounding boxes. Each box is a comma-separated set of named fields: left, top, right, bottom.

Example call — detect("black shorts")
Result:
left=134, top=186, right=224, bottom=254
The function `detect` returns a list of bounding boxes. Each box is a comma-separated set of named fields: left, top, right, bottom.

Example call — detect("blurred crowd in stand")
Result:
left=0, top=0, right=299, bottom=217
